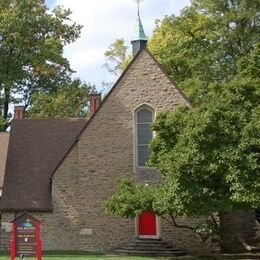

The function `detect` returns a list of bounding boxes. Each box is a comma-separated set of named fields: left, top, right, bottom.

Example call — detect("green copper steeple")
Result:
left=131, top=0, right=147, bottom=57
left=132, top=14, right=148, bottom=41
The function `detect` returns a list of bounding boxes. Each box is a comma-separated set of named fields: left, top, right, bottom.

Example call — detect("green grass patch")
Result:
left=0, top=251, right=167, bottom=259
left=43, top=250, right=104, bottom=255
left=0, top=256, right=164, bottom=260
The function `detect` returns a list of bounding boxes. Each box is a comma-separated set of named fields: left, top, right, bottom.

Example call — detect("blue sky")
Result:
left=46, top=0, right=55, bottom=8
left=45, top=0, right=190, bottom=92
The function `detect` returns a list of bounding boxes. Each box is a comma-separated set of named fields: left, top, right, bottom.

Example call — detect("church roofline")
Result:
left=50, top=47, right=192, bottom=179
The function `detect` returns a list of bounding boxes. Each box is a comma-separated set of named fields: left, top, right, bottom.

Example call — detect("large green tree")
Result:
left=148, top=0, right=259, bottom=103
left=106, top=74, right=260, bottom=252
left=27, top=79, right=95, bottom=119
left=0, top=0, right=82, bottom=130
left=106, top=0, right=260, bottom=253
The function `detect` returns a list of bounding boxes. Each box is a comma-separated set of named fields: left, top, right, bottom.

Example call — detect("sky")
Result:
left=46, top=0, right=190, bottom=92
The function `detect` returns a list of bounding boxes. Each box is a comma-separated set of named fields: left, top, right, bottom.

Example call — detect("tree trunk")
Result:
left=219, top=210, right=256, bottom=253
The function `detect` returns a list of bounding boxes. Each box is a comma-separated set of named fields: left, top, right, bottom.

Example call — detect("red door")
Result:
left=138, top=211, right=157, bottom=236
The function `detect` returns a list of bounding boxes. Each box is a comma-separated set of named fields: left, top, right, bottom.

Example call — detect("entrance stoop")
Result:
left=112, top=238, right=186, bottom=256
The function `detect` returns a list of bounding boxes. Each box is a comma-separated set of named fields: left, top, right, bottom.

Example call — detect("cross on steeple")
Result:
left=134, top=0, right=143, bottom=17
left=131, top=0, right=147, bottom=57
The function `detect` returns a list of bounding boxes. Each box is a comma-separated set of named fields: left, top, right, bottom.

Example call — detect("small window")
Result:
left=136, top=106, right=154, bottom=167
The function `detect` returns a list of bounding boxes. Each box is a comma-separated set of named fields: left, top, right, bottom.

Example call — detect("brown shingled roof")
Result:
left=0, top=133, right=9, bottom=189
left=1, top=119, right=86, bottom=211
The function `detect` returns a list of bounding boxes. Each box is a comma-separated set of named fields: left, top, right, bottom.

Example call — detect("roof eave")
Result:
left=1, top=207, right=53, bottom=213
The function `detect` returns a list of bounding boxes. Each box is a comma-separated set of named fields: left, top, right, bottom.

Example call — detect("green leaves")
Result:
left=27, top=79, right=95, bottom=119
left=0, top=0, right=82, bottom=129
left=106, top=76, right=259, bottom=220
left=0, top=117, right=8, bottom=132
left=103, top=39, right=132, bottom=77
left=148, top=0, right=259, bottom=104
left=149, top=77, right=260, bottom=215
left=105, top=179, right=157, bottom=218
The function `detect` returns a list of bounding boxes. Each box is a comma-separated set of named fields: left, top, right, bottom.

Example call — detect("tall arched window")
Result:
left=135, top=106, right=154, bottom=168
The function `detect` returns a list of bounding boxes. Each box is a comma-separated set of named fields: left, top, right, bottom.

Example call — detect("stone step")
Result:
left=113, top=238, right=186, bottom=257
left=120, top=241, right=172, bottom=245
left=120, top=238, right=171, bottom=245
left=116, top=249, right=186, bottom=256
left=116, top=244, right=182, bottom=249
left=118, top=244, right=180, bottom=250
left=116, top=247, right=185, bottom=252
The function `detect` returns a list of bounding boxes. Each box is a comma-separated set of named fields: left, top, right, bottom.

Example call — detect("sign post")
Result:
left=10, top=212, right=42, bottom=260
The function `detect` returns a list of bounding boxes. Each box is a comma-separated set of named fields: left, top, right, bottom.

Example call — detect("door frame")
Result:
left=135, top=213, right=161, bottom=239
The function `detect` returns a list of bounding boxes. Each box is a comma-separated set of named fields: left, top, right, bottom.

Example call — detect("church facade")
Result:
left=0, top=10, right=257, bottom=255
left=0, top=49, right=217, bottom=254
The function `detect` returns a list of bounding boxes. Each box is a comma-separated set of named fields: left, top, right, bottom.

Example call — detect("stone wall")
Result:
left=0, top=212, right=14, bottom=250
left=0, top=213, right=219, bottom=254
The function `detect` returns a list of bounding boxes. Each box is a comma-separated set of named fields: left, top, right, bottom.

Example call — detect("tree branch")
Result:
left=167, top=214, right=213, bottom=242
left=169, top=214, right=195, bottom=232
left=161, top=215, right=173, bottom=226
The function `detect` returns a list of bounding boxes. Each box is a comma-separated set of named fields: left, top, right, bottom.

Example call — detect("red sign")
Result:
left=10, top=212, right=42, bottom=260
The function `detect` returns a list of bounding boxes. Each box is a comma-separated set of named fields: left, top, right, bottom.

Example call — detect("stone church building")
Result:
left=0, top=10, right=257, bottom=256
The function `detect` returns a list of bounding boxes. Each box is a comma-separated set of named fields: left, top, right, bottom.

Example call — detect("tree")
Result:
left=148, top=0, right=259, bottom=103
left=27, top=79, right=95, bottom=118
left=0, top=117, right=8, bottom=132
left=106, top=73, right=260, bottom=251
left=106, top=0, right=260, bottom=252
left=103, top=39, right=132, bottom=77
left=0, top=0, right=82, bottom=130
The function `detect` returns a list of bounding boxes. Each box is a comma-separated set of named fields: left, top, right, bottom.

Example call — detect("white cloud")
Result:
left=52, top=0, right=190, bottom=91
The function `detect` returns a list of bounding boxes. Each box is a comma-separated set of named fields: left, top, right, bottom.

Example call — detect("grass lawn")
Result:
left=0, top=256, right=166, bottom=260
left=0, top=252, right=168, bottom=260
left=0, top=255, right=167, bottom=260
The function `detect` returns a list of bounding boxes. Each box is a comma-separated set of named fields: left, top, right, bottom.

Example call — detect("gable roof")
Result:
left=0, top=133, right=9, bottom=189
left=81, top=48, right=192, bottom=132
left=1, top=119, right=86, bottom=211
left=51, top=47, right=192, bottom=179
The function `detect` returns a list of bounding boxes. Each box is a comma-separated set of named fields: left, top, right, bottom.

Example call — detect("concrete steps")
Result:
left=113, top=238, right=186, bottom=257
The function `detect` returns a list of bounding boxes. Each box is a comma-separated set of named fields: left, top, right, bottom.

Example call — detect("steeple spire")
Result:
left=136, top=0, right=141, bottom=16
left=131, top=0, right=148, bottom=57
